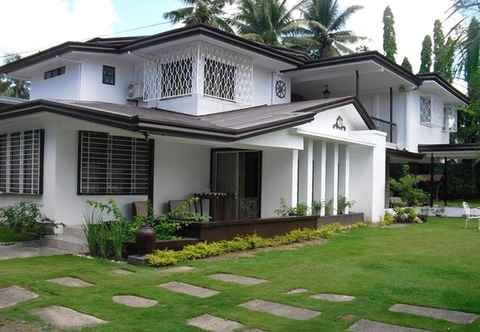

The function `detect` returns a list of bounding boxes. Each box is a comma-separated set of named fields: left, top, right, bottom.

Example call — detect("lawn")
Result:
left=1, top=218, right=479, bottom=331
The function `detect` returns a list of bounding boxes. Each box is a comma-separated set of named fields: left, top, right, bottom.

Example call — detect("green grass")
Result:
left=0, top=226, right=36, bottom=243
left=1, top=218, right=480, bottom=331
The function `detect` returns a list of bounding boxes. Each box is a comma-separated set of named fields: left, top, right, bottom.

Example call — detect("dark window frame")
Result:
left=77, top=131, right=154, bottom=196
left=102, top=65, right=116, bottom=85
left=44, top=66, right=66, bottom=80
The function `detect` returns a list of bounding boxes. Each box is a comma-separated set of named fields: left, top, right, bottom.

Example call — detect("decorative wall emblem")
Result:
left=333, top=116, right=346, bottom=131
left=275, top=80, right=287, bottom=98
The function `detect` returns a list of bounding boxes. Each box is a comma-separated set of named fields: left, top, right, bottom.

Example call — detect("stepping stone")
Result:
left=239, top=299, right=320, bottom=321
left=159, top=282, right=219, bottom=298
left=187, top=314, right=244, bottom=332
left=31, top=305, right=107, bottom=329
left=389, top=303, right=479, bottom=325
left=242, top=330, right=267, bottom=332
left=112, top=295, right=158, bottom=308
left=47, top=277, right=93, bottom=288
left=0, top=286, right=39, bottom=309
left=112, top=269, right=134, bottom=276
left=158, top=266, right=196, bottom=274
left=311, top=293, right=355, bottom=302
left=209, top=273, right=267, bottom=286
left=349, top=319, right=431, bottom=332
left=286, top=288, right=308, bottom=295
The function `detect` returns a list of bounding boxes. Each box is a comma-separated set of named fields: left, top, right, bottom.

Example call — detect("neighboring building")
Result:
left=0, top=24, right=468, bottom=227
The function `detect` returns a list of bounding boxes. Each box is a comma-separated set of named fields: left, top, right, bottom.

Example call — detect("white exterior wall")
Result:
left=261, top=149, right=297, bottom=218
left=0, top=113, right=213, bottom=226
left=30, top=63, right=82, bottom=100
left=79, top=56, right=135, bottom=104
left=405, top=90, right=450, bottom=152
left=152, top=139, right=211, bottom=214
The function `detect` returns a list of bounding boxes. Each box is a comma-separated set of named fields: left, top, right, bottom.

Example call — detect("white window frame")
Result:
left=443, top=104, right=458, bottom=132
left=420, top=96, right=432, bottom=127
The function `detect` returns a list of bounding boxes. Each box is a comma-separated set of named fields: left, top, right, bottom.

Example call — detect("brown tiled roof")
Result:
left=0, top=97, right=373, bottom=141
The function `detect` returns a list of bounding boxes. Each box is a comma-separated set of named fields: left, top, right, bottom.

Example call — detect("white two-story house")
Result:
left=0, top=24, right=468, bottom=229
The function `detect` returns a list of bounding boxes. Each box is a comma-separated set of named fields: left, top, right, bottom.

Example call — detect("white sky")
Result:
left=0, top=0, right=464, bottom=83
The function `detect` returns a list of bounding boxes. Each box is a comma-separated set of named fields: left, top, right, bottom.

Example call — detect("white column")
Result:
left=306, top=139, right=314, bottom=211
left=320, top=141, right=327, bottom=216
left=344, top=145, right=350, bottom=214
left=332, top=143, right=339, bottom=215
left=291, top=149, right=299, bottom=207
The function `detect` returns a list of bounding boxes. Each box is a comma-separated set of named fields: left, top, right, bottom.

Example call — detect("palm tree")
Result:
left=285, top=0, right=365, bottom=59
left=234, top=0, right=305, bottom=46
left=164, top=0, right=234, bottom=32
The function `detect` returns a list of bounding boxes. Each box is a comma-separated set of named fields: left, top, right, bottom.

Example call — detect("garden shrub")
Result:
left=147, top=223, right=367, bottom=267
left=83, top=197, right=208, bottom=259
left=0, top=202, right=48, bottom=240
left=274, top=198, right=309, bottom=216
left=390, top=165, right=428, bottom=206
left=383, top=207, right=424, bottom=225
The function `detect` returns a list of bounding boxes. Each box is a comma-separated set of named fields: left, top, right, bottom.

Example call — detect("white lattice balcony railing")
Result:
left=143, top=42, right=253, bottom=104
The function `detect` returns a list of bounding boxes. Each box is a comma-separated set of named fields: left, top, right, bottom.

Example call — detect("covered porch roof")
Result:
left=0, top=96, right=375, bottom=142
left=418, top=143, right=480, bottom=159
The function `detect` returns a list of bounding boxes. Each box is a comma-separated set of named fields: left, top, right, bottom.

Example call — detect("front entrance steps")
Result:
left=39, top=225, right=88, bottom=253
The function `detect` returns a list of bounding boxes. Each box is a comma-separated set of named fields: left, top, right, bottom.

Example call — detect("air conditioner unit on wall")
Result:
left=127, top=81, right=143, bottom=100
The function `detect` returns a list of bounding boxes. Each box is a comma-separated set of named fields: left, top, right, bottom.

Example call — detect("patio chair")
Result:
left=463, top=202, right=480, bottom=229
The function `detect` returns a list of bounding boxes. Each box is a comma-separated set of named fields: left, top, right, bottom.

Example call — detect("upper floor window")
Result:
left=44, top=66, right=65, bottom=80
left=204, top=58, right=236, bottom=101
left=160, top=58, right=193, bottom=98
left=0, top=129, right=44, bottom=195
left=420, top=96, right=432, bottom=126
left=443, top=104, right=458, bottom=132
left=102, top=65, right=115, bottom=85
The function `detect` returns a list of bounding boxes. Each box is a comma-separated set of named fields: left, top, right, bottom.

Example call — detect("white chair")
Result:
left=463, top=202, right=480, bottom=229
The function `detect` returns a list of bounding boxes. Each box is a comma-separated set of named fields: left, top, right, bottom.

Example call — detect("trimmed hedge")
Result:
left=146, top=223, right=366, bottom=267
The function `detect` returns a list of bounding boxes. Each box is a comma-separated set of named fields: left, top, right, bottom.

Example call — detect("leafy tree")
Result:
left=0, top=54, right=29, bottom=99
left=284, top=0, right=365, bottom=59
left=164, top=0, right=234, bottom=32
left=234, top=0, right=304, bottom=45
left=433, top=19, right=446, bottom=73
left=401, top=57, right=413, bottom=72
left=455, top=18, right=480, bottom=144
left=442, top=37, right=456, bottom=82
left=419, top=35, right=433, bottom=73
left=383, top=6, right=397, bottom=61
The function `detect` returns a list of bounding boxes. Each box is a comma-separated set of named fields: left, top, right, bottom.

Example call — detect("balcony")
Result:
left=371, top=117, right=397, bottom=143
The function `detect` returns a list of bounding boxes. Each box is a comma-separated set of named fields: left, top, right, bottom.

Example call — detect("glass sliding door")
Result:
left=211, top=150, right=261, bottom=221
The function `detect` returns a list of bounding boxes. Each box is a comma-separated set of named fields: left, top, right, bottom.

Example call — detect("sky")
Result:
left=0, top=0, right=464, bottom=77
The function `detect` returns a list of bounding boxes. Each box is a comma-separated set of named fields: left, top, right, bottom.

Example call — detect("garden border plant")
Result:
left=146, top=222, right=366, bottom=266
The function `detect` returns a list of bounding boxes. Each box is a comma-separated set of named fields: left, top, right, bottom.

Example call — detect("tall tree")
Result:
left=164, top=0, right=234, bottom=32
left=0, top=54, right=29, bottom=99
left=283, top=0, right=365, bottom=59
left=401, top=57, right=413, bottom=72
left=383, top=6, right=397, bottom=61
left=234, top=0, right=304, bottom=45
left=433, top=19, right=446, bottom=73
left=419, top=35, right=433, bottom=73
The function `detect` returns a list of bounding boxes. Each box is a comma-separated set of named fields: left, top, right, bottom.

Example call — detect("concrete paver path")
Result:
left=390, top=303, right=479, bottom=325
left=239, top=299, right=320, bottom=321
left=159, top=282, right=219, bottom=298
left=349, top=319, right=432, bottom=332
left=0, top=286, right=39, bottom=309
left=32, top=306, right=107, bottom=329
